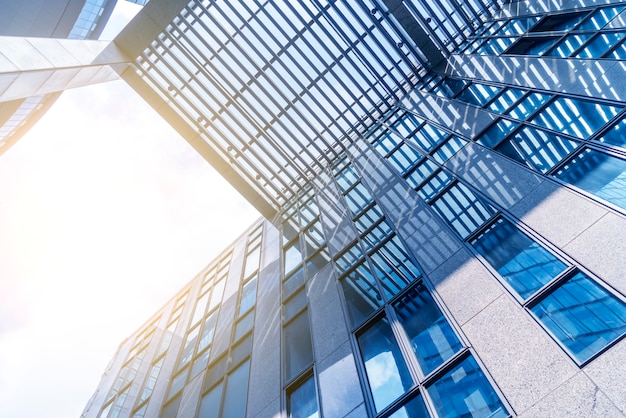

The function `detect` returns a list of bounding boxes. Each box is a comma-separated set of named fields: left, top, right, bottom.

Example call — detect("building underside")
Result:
left=2, top=0, right=626, bottom=417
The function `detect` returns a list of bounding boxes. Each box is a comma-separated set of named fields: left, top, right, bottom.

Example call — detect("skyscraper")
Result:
left=3, top=0, right=626, bottom=417
left=0, top=0, right=143, bottom=156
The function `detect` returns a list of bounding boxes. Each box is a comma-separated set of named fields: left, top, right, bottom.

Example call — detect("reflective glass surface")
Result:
left=222, top=360, right=250, bottom=417
left=428, top=356, right=508, bottom=418
left=358, top=317, right=413, bottom=413
left=288, top=375, right=319, bottom=418
left=432, top=182, right=495, bottom=238
left=531, top=272, right=626, bottom=363
left=599, top=117, right=626, bottom=147
left=341, top=263, right=382, bottom=327
left=394, top=284, right=463, bottom=375
left=555, top=148, right=626, bottom=210
left=531, top=97, right=621, bottom=139
left=198, top=382, right=223, bottom=417
left=285, top=310, right=314, bottom=381
left=472, top=218, right=568, bottom=300
left=497, top=127, right=577, bottom=173
left=388, top=393, right=429, bottom=418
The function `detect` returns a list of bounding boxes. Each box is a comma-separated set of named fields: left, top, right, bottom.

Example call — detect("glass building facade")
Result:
left=0, top=0, right=142, bottom=156
left=2, top=0, right=626, bottom=417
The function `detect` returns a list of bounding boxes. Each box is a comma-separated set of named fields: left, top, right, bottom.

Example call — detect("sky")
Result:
left=0, top=3, right=259, bottom=417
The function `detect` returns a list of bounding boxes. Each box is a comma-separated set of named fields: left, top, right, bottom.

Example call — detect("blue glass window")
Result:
left=428, top=356, right=508, bottom=418
left=456, top=83, right=501, bottom=107
left=417, top=170, right=454, bottom=202
left=406, top=159, right=440, bottom=190
left=431, top=182, right=495, bottom=239
left=531, top=97, right=621, bottom=139
left=547, top=34, right=593, bottom=57
left=388, top=393, right=429, bottom=418
left=531, top=272, right=626, bottom=363
left=507, top=93, right=550, bottom=120
left=496, top=127, right=578, bottom=173
left=394, top=284, right=463, bottom=375
left=471, top=218, right=568, bottom=300
left=357, top=317, right=413, bottom=413
left=555, top=148, right=626, bottom=210
left=575, top=32, right=626, bottom=58
left=599, top=117, right=626, bottom=148
left=341, top=263, right=382, bottom=327
left=288, top=375, right=320, bottom=418
left=577, top=6, right=624, bottom=30
left=477, top=119, right=518, bottom=148
left=487, top=89, right=526, bottom=114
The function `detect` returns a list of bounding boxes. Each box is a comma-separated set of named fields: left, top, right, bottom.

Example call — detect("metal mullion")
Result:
left=291, top=1, right=390, bottom=113
left=313, top=0, right=401, bottom=104
left=450, top=0, right=482, bottom=29
left=196, top=8, right=323, bottom=179
left=267, top=1, right=376, bottom=144
left=326, top=1, right=413, bottom=95
left=252, top=4, right=348, bottom=141
left=139, top=56, right=286, bottom=207
left=432, top=1, right=467, bottom=44
left=154, top=43, right=298, bottom=198
left=213, top=3, right=338, bottom=169
left=166, top=36, right=301, bottom=195
left=422, top=1, right=459, bottom=47
left=431, top=187, right=477, bottom=238
left=185, top=16, right=314, bottom=188
left=241, top=3, right=347, bottom=159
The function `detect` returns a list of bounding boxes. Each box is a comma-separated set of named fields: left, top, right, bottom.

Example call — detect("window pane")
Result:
left=531, top=97, right=621, bottom=139
left=222, top=359, right=250, bottom=418
left=285, top=239, right=303, bottom=273
left=555, top=148, right=626, bottom=210
left=285, top=310, right=314, bottom=381
left=428, top=356, right=508, bottom=418
left=288, top=375, right=320, bottom=418
left=472, top=218, right=568, bottom=300
left=239, top=276, right=257, bottom=315
left=431, top=182, right=495, bottom=239
left=388, top=393, right=429, bottom=418
left=531, top=272, right=626, bottom=363
left=394, top=284, right=463, bottom=375
left=497, top=127, right=577, bottom=173
left=599, top=117, right=626, bottom=148
left=198, top=382, right=223, bottom=418
left=340, top=263, right=382, bottom=327
left=357, top=317, right=413, bottom=413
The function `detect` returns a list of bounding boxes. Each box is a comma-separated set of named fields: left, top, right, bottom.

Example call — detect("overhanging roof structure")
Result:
left=111, top=0, right=503, bottom=217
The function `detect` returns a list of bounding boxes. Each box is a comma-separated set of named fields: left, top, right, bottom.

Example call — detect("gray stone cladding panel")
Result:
left=584, top=338, right=626, bottom=414
left=316, top=341, right=364, bottom=418
left=246, top=246, right=281, bottom=418
left=177, top=372, right=203, bottom=418
left=462, top=294, right=578, bottom=413
left=441, top=55, right=626, bottom=103
left=342, top=403, right=368, bottom=418
left=307, top=264, right=350, bottom=361
left=444, top=142, right=544, bottom=210
left=249, top=396, right=280, bottom=418
left=517, top=372, right=624, bottom=418
left=401, top=90, right=497, bottom=140
left=428, top=248, right=504, bottom=326
left=210, top=237, right=246, bottom=362
left=313, top=172, right=358, bottom=257
left=510, top=181, right=608, bottom=248
left=564, top=212, right=626, bottom=296
left=498, top=0, right=626, bottom=19
left=347, top=140, right=461, bottom=273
